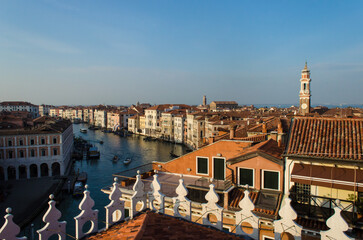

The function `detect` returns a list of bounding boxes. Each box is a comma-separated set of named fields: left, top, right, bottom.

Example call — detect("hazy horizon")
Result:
left=1, top=1, right=362, bottom=106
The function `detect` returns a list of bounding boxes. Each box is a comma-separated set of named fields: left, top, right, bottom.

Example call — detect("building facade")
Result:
left=0, top=119, right=73, bottom=180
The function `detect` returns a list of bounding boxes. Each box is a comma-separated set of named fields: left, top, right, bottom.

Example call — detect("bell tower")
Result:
left=299, top=62, right=311, bottom=116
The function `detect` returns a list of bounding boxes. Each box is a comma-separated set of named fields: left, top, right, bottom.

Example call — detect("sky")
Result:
left=0, top=0, right=362, bottom=106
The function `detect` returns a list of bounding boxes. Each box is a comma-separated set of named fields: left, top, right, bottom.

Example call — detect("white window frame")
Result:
left=262, top=169, right=280, bottom=191
left=237, top=167, right=255, bottom=188
left=212, top=157, right=226, bottom=180
left=196, top=156, right=209, bottom=176
left=262, top=236, right=274, bottom=240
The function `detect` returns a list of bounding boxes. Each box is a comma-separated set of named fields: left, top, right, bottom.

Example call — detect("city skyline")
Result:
left=1, top=1, right=363, bottom=106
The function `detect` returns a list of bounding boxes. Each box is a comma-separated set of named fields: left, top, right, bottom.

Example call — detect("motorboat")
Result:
left=73, top=181, right=84, bottom=196
left=88, top=147, right=100, bottom=159
left=80, top=128, right=87, bottom=133
left=112, top=155, right=119, bottom=163
left=123, top=157, right=132, bottom=165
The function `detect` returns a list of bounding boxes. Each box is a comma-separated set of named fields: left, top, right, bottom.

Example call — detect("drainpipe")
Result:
left=225, top=163, right=234, bottom=210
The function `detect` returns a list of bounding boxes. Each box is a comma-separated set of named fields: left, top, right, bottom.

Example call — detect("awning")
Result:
left=291, top=163, right=363, bottom=191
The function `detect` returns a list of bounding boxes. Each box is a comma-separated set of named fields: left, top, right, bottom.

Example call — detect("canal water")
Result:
left=21, top=123, right=186, bottom=239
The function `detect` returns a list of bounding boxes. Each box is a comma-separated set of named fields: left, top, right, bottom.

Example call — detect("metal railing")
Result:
left=289, top=191, right=357, bottom=224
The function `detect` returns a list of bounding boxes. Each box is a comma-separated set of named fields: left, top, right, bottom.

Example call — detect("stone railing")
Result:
left=0, top=171, right=355, bottom=240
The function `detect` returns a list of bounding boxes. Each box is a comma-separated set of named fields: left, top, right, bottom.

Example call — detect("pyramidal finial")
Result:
left=304, top=61, right=308, bottom=69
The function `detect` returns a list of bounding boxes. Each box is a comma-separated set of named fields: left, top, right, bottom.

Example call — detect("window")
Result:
left=41, top=149, right=46, bottom=156
left=41, top=138, right=46, bottom=145
left=19, top=139, right=24, bottom=146
left=30, top=149, right=35, bottom=157
left=30, top=139, right=35, bottom=145
left=53, top=149, right=58, bottom=155
left=53, top=138, right=57, bottom=144
left=8, top=150, right=13, bottom=159
left=197, top=157, right=208, bottom=175
left=238, top=168, right=254, bottom=188
left=262, top=236, right=274, bottom=240
left=19, top=150, right=24, bottom=158
left=295, top=183, right=311, bottom=203
left=262, top=170, right=280, bottom=190
left=8, top=140, right=12, bottom=146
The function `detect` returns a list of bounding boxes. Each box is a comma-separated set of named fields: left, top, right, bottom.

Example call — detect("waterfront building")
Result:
left=94, top=109, right=107, bottom=128
left=0, top=117, right=73, bottom=180
left=0, top=101, right=39, bottom=118
left=139, top=115, right=146, bottom=135
left=127, top=115, right=139, bottom=134
left=38, top=104, right=53, bottom=116
left=107, top=111, right=121, bottom=131
left=174, top=113, right=186, bottom=144
left=120, top=110, right=137, bottom=129
left=145, top=104, right=191, bottom=138
left=299, top=62, right=312, bottom=116
left=209, top=101, right=238, bottom=111
left=49, top=107, right=64, bottom=118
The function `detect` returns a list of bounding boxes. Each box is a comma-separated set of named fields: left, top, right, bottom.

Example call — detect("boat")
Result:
left=112, top=155, right=119, bottom=163
left=123, top=157, right=132, bottom=165
left=73, top=181, right=84, bottom=196
left=99, top=140, right=104, bottom=144
left=77, top=172, right=88, bottom=183
left=80, top=128, right=87, bottom=133
left=88, top=147, right=100, bottom=159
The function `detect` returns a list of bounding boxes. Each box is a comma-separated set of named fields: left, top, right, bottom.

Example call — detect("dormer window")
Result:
left=262, top=170, right=280, bottom=191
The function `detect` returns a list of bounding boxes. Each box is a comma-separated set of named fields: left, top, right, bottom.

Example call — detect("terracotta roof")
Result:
left=228, top=139, right=284, bottom=163
left=87, top=210, right=243, bottom=240
left=228, top=188, right=282, bottom=218
left=0, top=101, right=36, bottom=106
left=286, top=117, right=363, bottom=161
left=211, top=101, right=238, bottom=105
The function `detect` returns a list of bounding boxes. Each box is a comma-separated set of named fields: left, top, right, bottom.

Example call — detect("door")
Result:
left=213, top=158, right=225, bottom=180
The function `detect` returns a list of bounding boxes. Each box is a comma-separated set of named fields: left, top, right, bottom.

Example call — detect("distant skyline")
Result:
left=1, top=1, right=362, bottom=106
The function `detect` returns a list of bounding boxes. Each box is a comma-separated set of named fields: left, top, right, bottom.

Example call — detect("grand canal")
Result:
left=22, top=123, right=186, bottom=239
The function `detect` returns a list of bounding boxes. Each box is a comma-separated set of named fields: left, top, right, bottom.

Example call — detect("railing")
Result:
left=289, top=191, right=357, bottom=224
left=192, top=174, right=233, bottom=192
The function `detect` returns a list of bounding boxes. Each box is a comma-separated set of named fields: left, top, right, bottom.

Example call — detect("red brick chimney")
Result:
left=262, top=122, right=267, bottom=133
left=230, top=124, right=237, bottom=139
left=278, top=121, right=283, bottom=134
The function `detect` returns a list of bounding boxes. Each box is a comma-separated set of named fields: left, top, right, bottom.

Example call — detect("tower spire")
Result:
left=304, top=61, right=308, bottom=70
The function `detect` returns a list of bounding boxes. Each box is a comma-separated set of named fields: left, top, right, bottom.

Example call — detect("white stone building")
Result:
left=0, top=101, right=39, bottom=118
left=0, top=119, right=73, bottom=180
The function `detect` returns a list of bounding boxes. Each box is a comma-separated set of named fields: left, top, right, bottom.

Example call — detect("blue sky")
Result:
left=0, top=0, right=362, bottom=106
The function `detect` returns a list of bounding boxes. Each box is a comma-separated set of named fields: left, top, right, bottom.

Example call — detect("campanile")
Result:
left=299, top=62, right=311, bottom=116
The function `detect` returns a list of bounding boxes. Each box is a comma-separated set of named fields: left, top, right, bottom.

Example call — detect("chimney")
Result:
left=277, top=122, right=283, bottom=134
left=278, top=139, right=282, bottom=147
left=262, top=122, right=267, bottom=133
left=230, top=124, right=237, bottom=139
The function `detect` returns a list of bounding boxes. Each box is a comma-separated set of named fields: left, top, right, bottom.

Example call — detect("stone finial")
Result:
left=201, top=184, right=223, bottom=230
left=0, top=208, right=27, bottom=240
left=130, top=170, right=147, bottom=218
left=320, top=201, right=353, bottom=240
left=74, top=185, right=99, bottom=239
left=149, top=174, right=165, bottom=213
left=274, top=195, right=302, bottom=240
left=235, top=190, right=259, bottom=238
left=173, top=177, right=191, bottom=221
left=37, top=195, right=66, bottom=240
left=105, top=177, right=125, bottom=229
